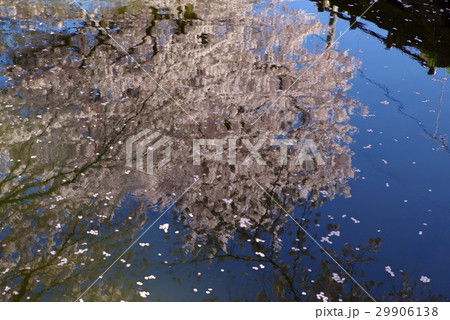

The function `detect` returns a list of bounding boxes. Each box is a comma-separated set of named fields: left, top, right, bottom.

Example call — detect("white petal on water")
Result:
left=138, top=291, right=150, bottom=298
left=74, top=248, right=88, bottom=255
left=316, top=292, right=328, bottom=302
left=239, top=218, right=252, bottom=228
left=57, top=258, right=68, bottom=266
left=350, top=217, right=360, bottom=224
left=385, top=266, right=395, bottom=277
left=139, top=243, right=150, bottom=247
left=159, top=223, right=169, bottom=233
left=328, top=230, right=340, bottom=237
left=331, top=273, right=346, bottom=283
left=222, top=199, right=233, bottom=205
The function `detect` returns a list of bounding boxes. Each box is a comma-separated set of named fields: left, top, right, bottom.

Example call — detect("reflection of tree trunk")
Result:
left=350, top=15, right=357, bottom=30
left=326, top=6, right=338, bottom=48
left=428, top=66, right=437, bottom=75
left=433, top=77, right=445, bottom=138
left=317, top=0, right=329, bottom=12
left=384, top=30, right=395, bottom=49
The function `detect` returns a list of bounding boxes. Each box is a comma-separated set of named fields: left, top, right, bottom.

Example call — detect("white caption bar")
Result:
left=1, top=302, right=449, bottom=320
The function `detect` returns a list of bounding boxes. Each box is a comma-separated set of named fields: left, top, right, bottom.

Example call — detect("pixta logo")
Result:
left=126, top=130, right=172, bottom=175
left=125, top=131, right=325, bottom=175
left=193, top=138, right=325, bottom=167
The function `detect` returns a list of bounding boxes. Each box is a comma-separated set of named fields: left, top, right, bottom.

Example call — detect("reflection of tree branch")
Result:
left=358, top=69, right=450, bottom=155
left=433, top=76, right=446, bottom=138
left=0, top=111, right=58, bottom=190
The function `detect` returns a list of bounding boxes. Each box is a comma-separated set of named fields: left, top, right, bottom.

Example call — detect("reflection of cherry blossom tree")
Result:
left=0, top=0, right=443, bottom=302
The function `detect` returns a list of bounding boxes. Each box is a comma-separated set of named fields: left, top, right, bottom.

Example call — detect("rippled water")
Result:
left=0, top=0, right=449, bottom=301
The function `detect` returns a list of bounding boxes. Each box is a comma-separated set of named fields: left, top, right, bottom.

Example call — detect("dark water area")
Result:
left=311, top=0, right=450, bottom=73
left=0, top=0, right=449, bottom=301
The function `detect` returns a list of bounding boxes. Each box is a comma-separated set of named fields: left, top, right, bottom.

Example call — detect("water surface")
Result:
left=0, top=0, right=449, bottom=301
